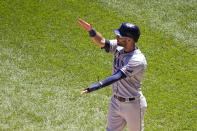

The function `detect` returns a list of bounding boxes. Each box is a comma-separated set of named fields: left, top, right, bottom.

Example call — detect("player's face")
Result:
left=116, top=36, right=128, bottom=47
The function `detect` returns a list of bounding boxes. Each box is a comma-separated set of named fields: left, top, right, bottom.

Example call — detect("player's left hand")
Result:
left=80, top=90, right=88, bottom=95
left=78, top=18, right=93, bottom=32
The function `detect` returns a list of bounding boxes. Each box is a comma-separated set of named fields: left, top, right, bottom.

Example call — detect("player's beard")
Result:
left=117, top=39, right=127, bottom=47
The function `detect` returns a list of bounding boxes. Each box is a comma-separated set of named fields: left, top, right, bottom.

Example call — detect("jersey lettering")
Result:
left=114, top=54, right=124, bottom=70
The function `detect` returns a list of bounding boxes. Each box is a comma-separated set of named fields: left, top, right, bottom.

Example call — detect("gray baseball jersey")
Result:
left=105, top=39, right=147, bottom=98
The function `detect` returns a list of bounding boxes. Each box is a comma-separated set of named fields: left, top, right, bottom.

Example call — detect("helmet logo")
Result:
left=125, top=23, right=135, bottom=28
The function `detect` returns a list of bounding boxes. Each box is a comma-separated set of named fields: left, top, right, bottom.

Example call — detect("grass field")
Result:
left=0, top=0, right=197, bottom=130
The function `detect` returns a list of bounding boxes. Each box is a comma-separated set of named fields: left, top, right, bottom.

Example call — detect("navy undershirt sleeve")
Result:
left=101, top=39, right=110, bottom=53
left=86, top=70, right=126, bottom=92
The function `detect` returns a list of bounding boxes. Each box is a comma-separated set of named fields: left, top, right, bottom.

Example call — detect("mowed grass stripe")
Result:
left=0, top=0, right=196, bottom=130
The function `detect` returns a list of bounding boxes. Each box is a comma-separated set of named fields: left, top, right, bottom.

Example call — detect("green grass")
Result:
left=0, top=0, right=196, bottom=130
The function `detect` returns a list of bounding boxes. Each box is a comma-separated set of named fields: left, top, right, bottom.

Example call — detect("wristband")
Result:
left=89, top=29, right=96, bottom=37
left=85, top=81, right=102, bottom=93
left=85, top=88, right=90, bottom=93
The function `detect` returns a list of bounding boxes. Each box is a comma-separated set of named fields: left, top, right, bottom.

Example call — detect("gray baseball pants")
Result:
left=106, top=95, right=147, bottom=131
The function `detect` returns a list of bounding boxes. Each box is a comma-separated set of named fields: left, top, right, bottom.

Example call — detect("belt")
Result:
left=114, top=95, right=135, bottom=102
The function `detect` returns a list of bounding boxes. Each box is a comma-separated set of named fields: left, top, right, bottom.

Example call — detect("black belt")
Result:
left=114, top=95, right=135, bottom=102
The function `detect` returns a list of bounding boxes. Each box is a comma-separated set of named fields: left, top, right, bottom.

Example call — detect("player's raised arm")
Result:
left=78, top=18, right=105, bottom=48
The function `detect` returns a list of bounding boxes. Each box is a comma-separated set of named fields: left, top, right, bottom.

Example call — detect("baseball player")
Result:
left=78, top=18, right=147, bottom=131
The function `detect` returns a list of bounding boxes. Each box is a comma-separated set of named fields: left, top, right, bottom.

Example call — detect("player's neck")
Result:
left=124, top=43, right=135, bottom=53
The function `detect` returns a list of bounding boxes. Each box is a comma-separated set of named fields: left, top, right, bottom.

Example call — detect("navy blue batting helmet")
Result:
left=113, top=23, right=140, bottom=42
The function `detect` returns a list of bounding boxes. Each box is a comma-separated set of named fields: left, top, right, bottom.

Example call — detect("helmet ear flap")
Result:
left=126, top=33, right=139, bottom=42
